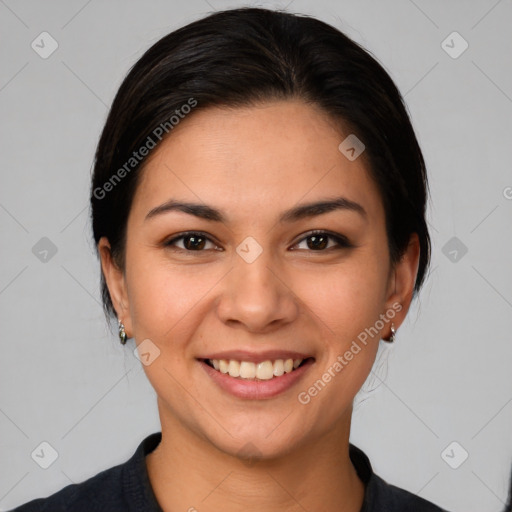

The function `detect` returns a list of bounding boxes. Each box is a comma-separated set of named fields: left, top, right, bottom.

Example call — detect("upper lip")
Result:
left=198, top=350, right=314, bottom=364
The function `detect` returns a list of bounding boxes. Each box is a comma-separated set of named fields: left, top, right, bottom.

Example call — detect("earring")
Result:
left=118, top=320, right=127, bottom=345
left=384, top=323, right=396, bottom=343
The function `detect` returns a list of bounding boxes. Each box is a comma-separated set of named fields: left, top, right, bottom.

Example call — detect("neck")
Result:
left=146, top=400, right=365, bottom=512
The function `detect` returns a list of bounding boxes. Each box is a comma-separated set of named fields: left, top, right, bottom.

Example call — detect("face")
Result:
left=100, top=100, right=419, bottom=460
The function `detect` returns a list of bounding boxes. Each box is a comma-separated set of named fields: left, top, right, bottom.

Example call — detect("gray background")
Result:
left=1, top=0, right=511, bottom=510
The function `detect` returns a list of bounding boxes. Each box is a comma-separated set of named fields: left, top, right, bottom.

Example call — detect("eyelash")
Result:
left=163, top=230, right=353, bottom=253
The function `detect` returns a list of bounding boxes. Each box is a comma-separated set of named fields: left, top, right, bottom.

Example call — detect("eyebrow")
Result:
left=145, top=196, right=367, bottom=223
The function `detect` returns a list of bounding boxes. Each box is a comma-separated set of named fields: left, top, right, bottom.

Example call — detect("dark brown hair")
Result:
left=90, top=7, right=431, bottom=319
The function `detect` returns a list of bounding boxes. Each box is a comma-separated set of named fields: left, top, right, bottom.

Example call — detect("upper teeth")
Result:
left=210, top=358, right=303, bottom=380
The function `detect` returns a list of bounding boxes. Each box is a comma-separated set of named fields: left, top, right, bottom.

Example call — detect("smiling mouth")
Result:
left=202, top=357, right=314, bottom=381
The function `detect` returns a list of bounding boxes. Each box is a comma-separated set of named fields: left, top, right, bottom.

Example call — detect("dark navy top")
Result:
left=11, top=432, right=449, bottom=511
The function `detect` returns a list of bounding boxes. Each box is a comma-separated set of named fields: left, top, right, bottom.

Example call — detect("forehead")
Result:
left=131, top=100, right=383, bottom=223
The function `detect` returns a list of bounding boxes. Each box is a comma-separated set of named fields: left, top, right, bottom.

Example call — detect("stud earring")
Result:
left=118, top=320, right=127, bottom=345
left=384, top=323, right=396, bottom=343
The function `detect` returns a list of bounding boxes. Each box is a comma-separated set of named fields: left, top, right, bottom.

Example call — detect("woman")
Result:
left=12, top=6, right=449, bottom=511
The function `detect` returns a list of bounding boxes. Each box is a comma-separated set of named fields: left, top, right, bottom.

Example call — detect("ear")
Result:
left=383, top=233, right=421, bottom=338
left=98, top=237, right=132, bottom=337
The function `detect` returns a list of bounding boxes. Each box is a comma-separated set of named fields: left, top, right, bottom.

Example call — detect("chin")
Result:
left=202, top=420, right=310, bottom=465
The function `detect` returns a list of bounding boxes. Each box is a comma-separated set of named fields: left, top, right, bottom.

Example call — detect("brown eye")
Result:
left=183, top=235, right=206, bottom=250
left=165, top=232, right=217, bottom=251
left=306, top=234, right=328, bottom=250
left=294, top=231, right=353, bottom=251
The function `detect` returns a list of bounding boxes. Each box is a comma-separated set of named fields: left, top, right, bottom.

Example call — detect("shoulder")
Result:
left=9, top=433, right=163, bottom=512
left=9, top=463, right=125, bottom=511
left=367, top=472, right=449, bottom=511
left=349, top=443, right=450, bottom=512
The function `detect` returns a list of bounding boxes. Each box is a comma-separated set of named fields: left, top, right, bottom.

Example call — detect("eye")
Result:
left=292, top=230, right=353, bottom=251
left=164, top=231, right=220, bottom=251
left=164, top=230, right=352, bottom=253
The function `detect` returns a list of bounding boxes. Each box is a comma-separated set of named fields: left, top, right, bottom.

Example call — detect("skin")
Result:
left=99, top=99, right=420, bottom=512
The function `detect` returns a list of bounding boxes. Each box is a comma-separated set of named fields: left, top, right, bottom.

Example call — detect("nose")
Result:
left=216, top=249, right=299, bottom=333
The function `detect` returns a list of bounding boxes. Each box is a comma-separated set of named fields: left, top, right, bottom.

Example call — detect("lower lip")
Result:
left=198, top=359, right=314, bottom=400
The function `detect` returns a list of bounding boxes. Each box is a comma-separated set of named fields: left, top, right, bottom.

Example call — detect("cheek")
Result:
left=291, top=262, right=386, bottom=422
left=126, top=238, right=390, bottom=346
left=124, top=250, right=224, bottom=342
left=294, top=252, right=390, bottom=339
